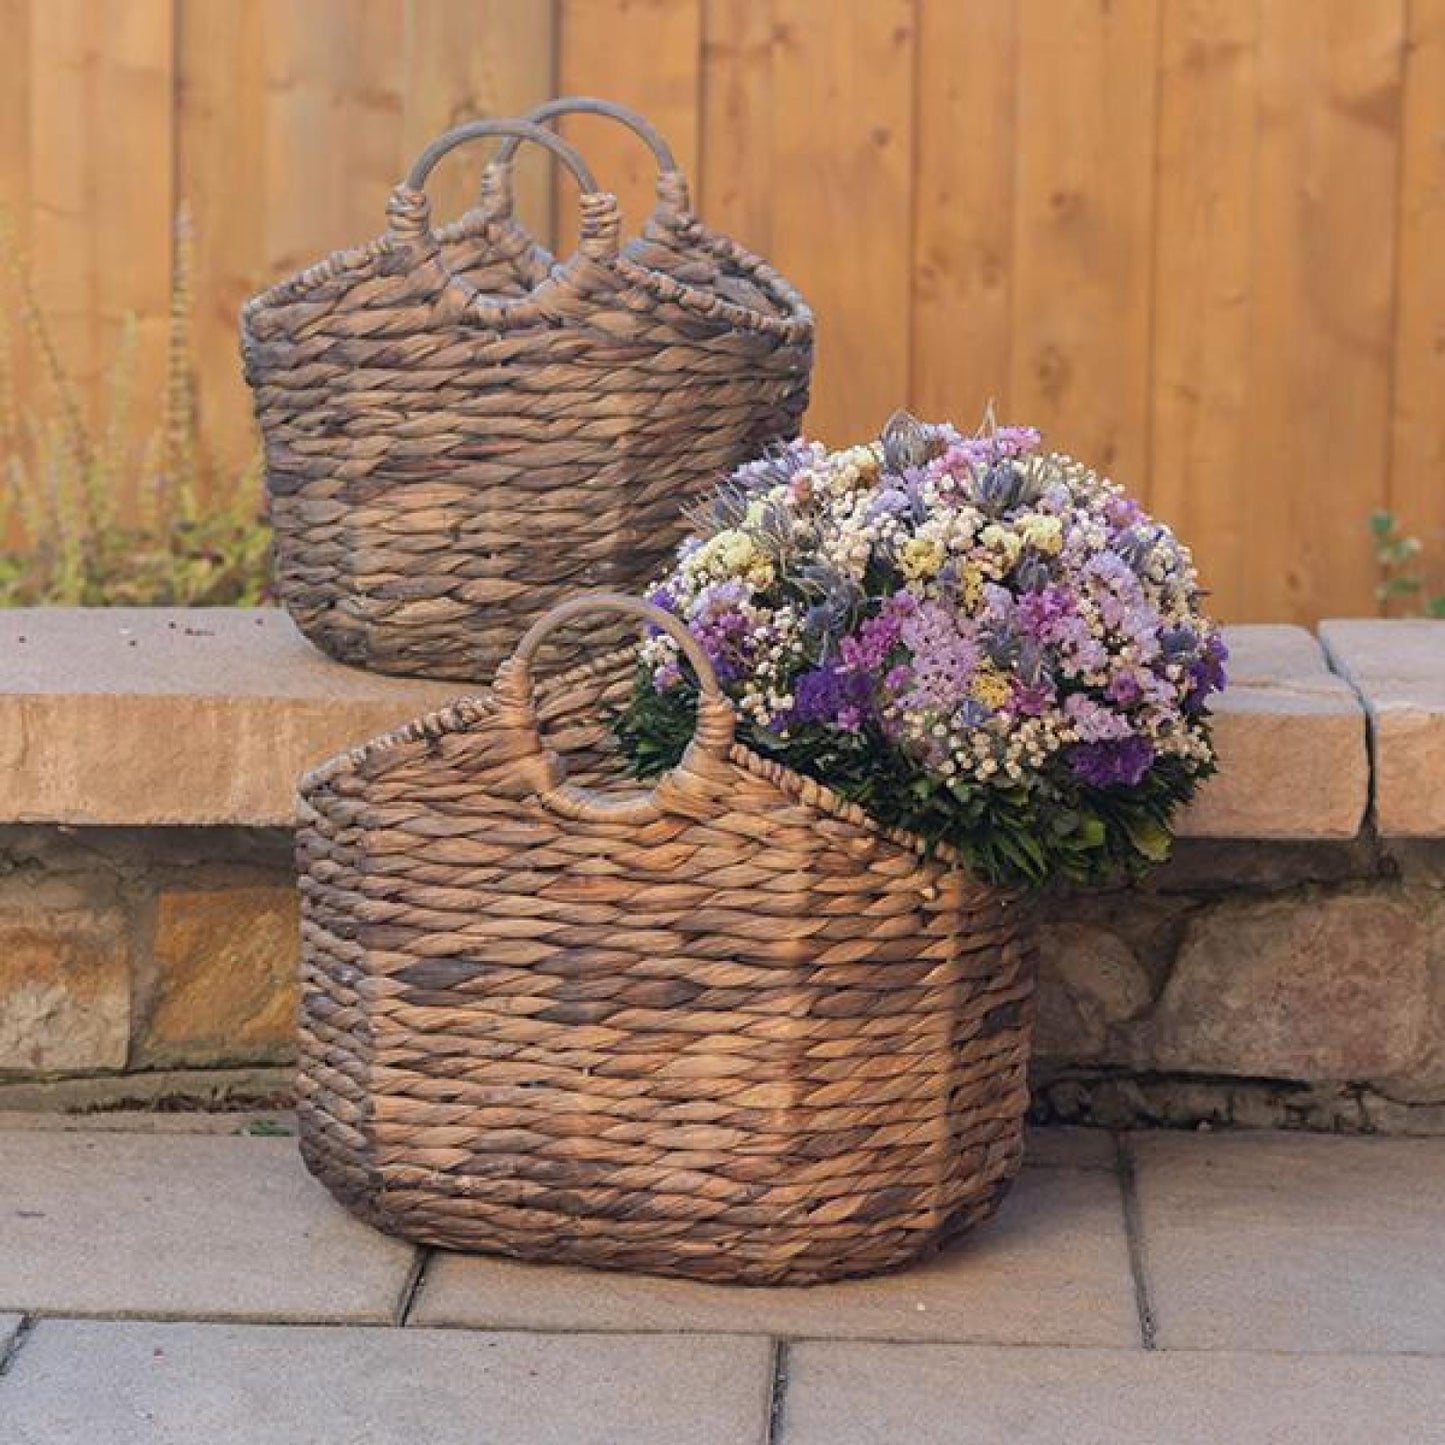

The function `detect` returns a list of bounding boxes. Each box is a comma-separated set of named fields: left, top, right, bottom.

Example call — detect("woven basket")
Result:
left=295, top=594, right=1037, bottom=1285
left=241, top=113, right=814, bottom=681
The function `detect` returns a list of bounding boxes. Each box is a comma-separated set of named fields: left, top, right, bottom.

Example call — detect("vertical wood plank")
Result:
left=28, top=0, right=175, bottom=432
left=556, top=0, right=703, bottom=251
left=1010, top=0, right=1159, bottom=487
left=0, top=0, right=33, bottom=251
left=259, top=0, right=406, bottom=282
left=1237, top=0, right=1405, bottom=620
left=699, top=0, right=776, bottom=255
left=400, top=0, right=557, bottom=243
left=911, top=0, right=1019, bottom=430
left=1150, top=0, right=1258, bottom=613
left=178, top=0, right=269, bottom=471
left=0, top=0, right=35, bottom=461
left=1391, top=0, right=1445, bottom=573
left=769, top=0, right=915, bottom=444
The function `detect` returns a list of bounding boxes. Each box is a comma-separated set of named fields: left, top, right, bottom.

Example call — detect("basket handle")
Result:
left=386, top=117, right=621, bottom=262
left=493, top=591, right=735, bottom=826
left=481, top=97, right=690, bottom=219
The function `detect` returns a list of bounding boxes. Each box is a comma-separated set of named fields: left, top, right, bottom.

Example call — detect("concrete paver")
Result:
left=778, top=1341, right=1445, bottom=1445
left=0, top=1132, right=415, bottom=1322
left=1133, top=1131, right=1445, bottom=1352
left=415, top=1161, right=1138, bottom=1346
left=0, top=1320, right=772, bottom=1445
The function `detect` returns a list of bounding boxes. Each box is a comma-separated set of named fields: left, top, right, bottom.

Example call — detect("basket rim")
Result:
left=241, top=198, right=814, bottom=342
left=296, top=647, right=1005, bottom=903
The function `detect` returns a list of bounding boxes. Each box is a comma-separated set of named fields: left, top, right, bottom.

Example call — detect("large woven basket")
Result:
left=295, top=594, right=1037, bottom=1285
left=242, top=111, right=814, bottom=681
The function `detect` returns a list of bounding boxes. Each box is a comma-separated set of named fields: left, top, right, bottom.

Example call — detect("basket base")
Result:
left=299, top=1126, right=1025, bottom=1287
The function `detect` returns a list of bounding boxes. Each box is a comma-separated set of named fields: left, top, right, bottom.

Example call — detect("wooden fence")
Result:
left=2, top=0, right=1442, bottom=622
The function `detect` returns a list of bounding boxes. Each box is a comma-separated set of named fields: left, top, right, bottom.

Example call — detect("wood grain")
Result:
left=1390, top=0, right=1445, bottom=576
left=699, top=0, right=777, bottom=255
left=1010, top=0, right=1159, bottom=489
left=1150, top=0, right=1259, bottom=613
left=556, top=0, right=703, bottom=252
left=912, top=0, right=1019, bottom=432
left=2, top=0, right=1440, bottom=618
left=401, top=0, right=557, bottom=242
left=1235, top=0, right=1404, bottom=620
left=768, top=0, right=915, bottom=444
left=28, top=0, right=175, bottom=432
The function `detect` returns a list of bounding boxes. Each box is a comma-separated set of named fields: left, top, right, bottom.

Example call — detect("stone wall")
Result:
left=1032, top=838, right=1445, bottom=1135
left=3, top=823, right=1442, bottom=1134
left=2, top=608, right=1442, bottom=1131
left=0, top=828, right=295, bottom=1086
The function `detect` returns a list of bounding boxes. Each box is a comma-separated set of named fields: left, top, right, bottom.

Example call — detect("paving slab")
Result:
left=0, top=1132, right=414, bottom=1322
left=1320, top=618, right=1445, bottom=837
left=778, top=1341, right=1445, bottom=1445
left=1022, top=1125, right=1117, bottom=1169
left=0, top=1320, right=771, bottom=1445
left=1132, top=1130, right=1445, bottom=1352
left=1178, top=624, right=1367, bottom=840
left=0, top=1313, right=19, bottom=1353
left=415, top=1161, right=1137, bottom=1346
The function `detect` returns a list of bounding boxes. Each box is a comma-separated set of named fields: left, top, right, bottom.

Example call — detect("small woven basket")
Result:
left=242, top=109, right=813, bottom=681
left=295, top=594, right=1036, bottom=1285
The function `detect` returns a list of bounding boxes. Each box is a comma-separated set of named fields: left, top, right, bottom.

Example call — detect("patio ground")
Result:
left=1, top=1114, right=1442, bottom=1443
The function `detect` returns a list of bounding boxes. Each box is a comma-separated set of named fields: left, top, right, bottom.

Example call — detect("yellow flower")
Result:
left=970, top=666, right=1012, bottom=710
left=695, top=529, right=773, bottom=588
left=979, top=523, right=1024, bottom=565
left=958, top=564, right=984, bottom=608
left=1018, top=513, right=1064, bottom=555
left=899, top=536, right=946, bottom=581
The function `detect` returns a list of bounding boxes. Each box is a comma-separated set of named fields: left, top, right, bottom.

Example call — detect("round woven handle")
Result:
left=482, top=97, right=689, bottom=219
left=495, top=591, right=735, bottom=825
left=388, top=118, right=620, bottom=262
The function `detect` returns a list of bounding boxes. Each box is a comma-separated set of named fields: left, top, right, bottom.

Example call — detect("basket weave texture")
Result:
left=295, top=595, right=1036, bottom=1285
left=241, top=102, right=814, bottom=680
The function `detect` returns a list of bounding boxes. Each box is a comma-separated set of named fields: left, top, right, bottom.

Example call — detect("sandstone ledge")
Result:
left=1320, top=619, right=1445, bottom=839
left=0, top=610, right=461, bottom=827
left=0, top=608, right=1397, bottom=839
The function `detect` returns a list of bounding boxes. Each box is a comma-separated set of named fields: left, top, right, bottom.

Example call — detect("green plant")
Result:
left=0, top=204, right=271, bottom=606
left=1370, top=510, right=1445, bottom=618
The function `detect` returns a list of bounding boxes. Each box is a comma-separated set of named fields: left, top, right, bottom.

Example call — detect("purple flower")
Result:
left=1069, top=737, right=1155, bottom=788
left=839, top=609, right=904, bottom=674
left=1185, top=632, right=1229, bottom=713
left=897, top=602, right=981, bottom=713
left=1017, top=585, right=1075, bottom=643
left=1065, top=694, right=1135, bottom=742
left=789, top=664, right=874, bottom=732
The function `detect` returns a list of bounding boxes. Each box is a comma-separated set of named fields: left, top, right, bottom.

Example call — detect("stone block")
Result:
left=0, top=1322, right=772, bottom=1445
left=781, top=1342, right=1445, bottom=1445
left=1133, top=1131, right=1445, bottom=1352
left=1178, top=625, right=1367, bottom=840
left=0, top=903, right=130, bottom=1075
left=1123, top=893, right=1429, bottom=1081
left=1032, top=923, right=1152, bottom=1061
left=0, top=609, right=461, bottom=826
left=138, top=886, right=299, bottom=1067
left=1320, top=619, right=1445, bottom=837
left=0, top=1131, right=415, bottom=1320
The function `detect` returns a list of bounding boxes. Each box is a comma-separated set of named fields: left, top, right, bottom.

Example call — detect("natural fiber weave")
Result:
left=242, top=107, right=814, bottom=681
left=295, top=594, right=1036, bottom=1285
